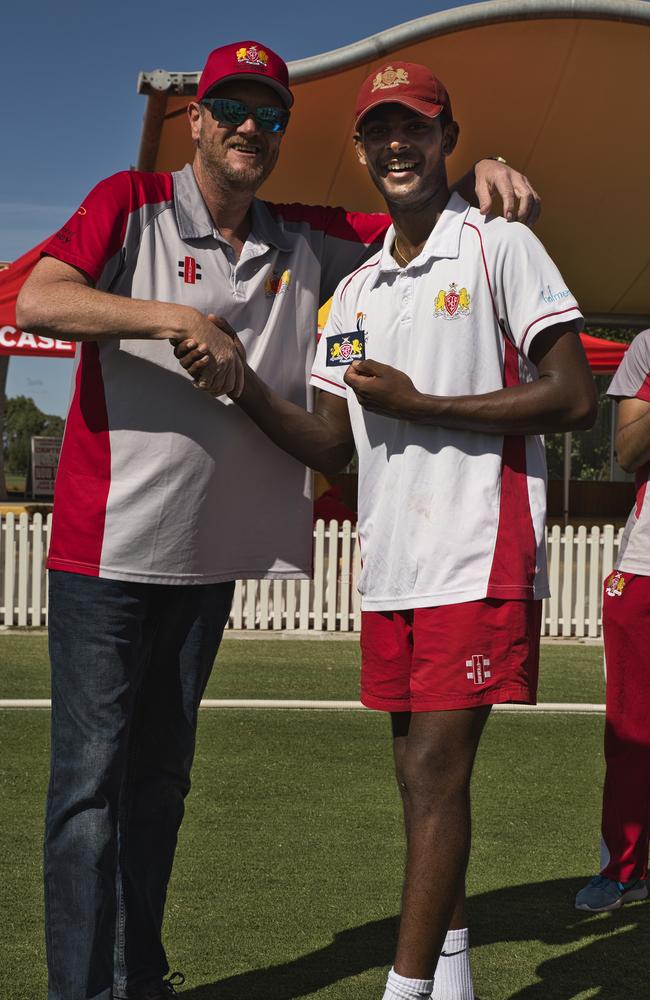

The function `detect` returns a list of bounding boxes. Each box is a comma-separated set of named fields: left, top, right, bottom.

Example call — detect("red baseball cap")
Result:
left=355, top=62, right=452, bottom=130
left=197, top=41, right=293, bottom=108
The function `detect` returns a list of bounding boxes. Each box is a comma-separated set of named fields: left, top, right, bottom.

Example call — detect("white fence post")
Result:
left=0, top=513, right=624, bottom=637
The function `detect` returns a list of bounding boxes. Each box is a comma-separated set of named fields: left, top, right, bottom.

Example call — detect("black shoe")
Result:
left=125, top=972, right=185, bottom=998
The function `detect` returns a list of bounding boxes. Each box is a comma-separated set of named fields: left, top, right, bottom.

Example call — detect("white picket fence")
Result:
left=0, top=513, right=624, bottom=636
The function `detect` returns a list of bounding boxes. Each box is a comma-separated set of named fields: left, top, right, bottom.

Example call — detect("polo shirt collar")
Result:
left=373, top=191, right=471, bottom=284
left=172, top=163, right=292, bottom=252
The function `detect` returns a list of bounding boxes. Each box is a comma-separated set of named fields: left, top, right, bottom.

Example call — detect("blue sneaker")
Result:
left=575, top=875, right=648, bottom=912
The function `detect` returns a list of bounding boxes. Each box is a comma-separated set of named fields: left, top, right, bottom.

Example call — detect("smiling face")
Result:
left=354, top=103, right=459, bottom=212
left=189, top=79, right=285, bottom=193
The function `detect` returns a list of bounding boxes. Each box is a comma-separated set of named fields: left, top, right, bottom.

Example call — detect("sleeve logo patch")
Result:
left=541, top=284, right=571, bottom=304
left=434, top=282, right=471, bottom=320
left=326, top=331, right=366, bottom=366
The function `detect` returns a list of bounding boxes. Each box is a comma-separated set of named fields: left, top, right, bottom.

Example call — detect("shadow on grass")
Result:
left=181, top=878, right=648, bottom=999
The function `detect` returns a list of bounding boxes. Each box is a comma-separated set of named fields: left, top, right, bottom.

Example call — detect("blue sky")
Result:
left=2, top=0, right=487, bottom=415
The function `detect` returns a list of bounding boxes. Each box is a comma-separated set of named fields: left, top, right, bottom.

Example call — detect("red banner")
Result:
left=0, top=241, right=76, bottom=358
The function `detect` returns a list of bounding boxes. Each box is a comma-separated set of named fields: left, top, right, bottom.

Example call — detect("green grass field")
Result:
left=2, top=636, right=647, bottom=1000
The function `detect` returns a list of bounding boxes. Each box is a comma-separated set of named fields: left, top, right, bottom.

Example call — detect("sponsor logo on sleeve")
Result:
left=434, top=282, right=471, bottom=320
left=541, top=284, right=571, bottom=304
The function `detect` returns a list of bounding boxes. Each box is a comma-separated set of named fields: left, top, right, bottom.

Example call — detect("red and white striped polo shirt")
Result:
left=45, top=164, right=388, bottom=583
left=311, top=194, right=583, bottom=611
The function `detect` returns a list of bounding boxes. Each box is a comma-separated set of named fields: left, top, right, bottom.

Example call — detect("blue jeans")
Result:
left=44, top=570, right=235, bottom=1000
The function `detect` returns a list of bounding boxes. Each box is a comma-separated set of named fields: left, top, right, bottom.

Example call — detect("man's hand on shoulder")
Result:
left=172, top=314, right=246, bottom=398
left=473, top=159, right=540, bottom=226
left=344, top=359, right=422, bottom=419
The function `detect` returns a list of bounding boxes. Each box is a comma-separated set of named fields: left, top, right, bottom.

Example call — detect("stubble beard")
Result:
left=199, top=136, right=279, bottom=193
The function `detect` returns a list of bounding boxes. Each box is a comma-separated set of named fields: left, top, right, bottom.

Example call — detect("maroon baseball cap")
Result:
left=197, top=41, right=293, bottom=108
left=355, top=62, right=452, bottom=130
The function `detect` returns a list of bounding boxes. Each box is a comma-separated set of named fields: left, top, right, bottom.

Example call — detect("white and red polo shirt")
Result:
left=608, top=330, right=650, bottom=576
left=311, top=193, right=583, bottom=611
left=45, top=164, right=388, bottom=583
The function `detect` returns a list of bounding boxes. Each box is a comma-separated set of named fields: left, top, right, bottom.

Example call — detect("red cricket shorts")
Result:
left=360, top=598, right=542, bottom=712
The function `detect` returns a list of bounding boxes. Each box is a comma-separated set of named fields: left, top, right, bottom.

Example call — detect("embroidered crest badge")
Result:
left=434, top=283, right=471, bottom=320
left=371, top=66, right=410, bottom=92
left=236, top=45, right=269, bottom=68
left=605, top=571, right=626, bottom=598
left=326, top=332, right=366, bottom=367
left=264, top=269, right=291, bottom=297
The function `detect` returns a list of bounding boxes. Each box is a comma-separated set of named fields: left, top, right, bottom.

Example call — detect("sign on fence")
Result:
left=30, top=437, right=62, bottom=497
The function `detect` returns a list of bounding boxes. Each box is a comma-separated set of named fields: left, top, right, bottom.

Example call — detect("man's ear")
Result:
left=188, top=102, right=203, bottom=142
left=442, top=121, right=460, bottom=157
left=353, top=133, right=367, bottom=166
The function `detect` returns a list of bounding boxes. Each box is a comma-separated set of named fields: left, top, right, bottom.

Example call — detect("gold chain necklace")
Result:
left=393, top=236, right=413, bottom=268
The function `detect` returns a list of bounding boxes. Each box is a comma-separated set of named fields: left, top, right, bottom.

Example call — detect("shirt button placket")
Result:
left=401, top=272, right=412, bottom=325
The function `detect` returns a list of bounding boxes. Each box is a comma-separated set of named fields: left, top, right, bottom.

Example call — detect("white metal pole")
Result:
left=563, top=431, right=572, bottom=526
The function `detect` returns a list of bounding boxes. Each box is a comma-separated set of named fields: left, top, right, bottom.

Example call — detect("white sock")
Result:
left=431, top=928, right=474, bottom=1000
left=382, top=966, right=435, bottom=1000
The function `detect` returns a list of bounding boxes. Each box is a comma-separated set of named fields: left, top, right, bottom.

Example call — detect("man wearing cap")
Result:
left=177, top=60, right=596, bottom=1000
left=18, top=39, right=542, bottom=1000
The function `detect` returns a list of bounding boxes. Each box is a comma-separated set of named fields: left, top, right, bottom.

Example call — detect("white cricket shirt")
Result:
left=311, top=194, right=583, bottom=611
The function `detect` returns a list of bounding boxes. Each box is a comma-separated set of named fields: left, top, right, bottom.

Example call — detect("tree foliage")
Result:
left=546, top=326, right=638, bottom=481
left=3, top=396, right=65, bottom=475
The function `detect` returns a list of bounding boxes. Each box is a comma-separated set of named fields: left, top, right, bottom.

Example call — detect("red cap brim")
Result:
left=355, top=95, right=444, bottom=131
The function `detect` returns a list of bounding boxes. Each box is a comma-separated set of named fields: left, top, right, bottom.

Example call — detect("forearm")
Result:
left=616, top=412, right=650, bottom=471
left=399, top=378, right=596, bottom=436
left=236, top=367, right=353, bottom=475
left=17, top=276, right=195, bottom=343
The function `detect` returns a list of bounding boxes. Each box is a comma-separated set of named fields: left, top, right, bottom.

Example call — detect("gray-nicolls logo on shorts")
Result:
left=466, top=654, right=491, bottom=684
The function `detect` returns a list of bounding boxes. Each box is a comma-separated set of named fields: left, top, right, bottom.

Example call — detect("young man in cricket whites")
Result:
left=177, top=62, right=597, bottom=999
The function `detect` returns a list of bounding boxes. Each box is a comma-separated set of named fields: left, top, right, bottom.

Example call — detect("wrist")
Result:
left=477, top=155, right=508, bottom=168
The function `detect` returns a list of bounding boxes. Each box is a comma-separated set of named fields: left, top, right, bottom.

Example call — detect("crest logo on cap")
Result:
left=371, top=66, right=410, bottom=92
left=236, top=45, right=269, bottom=69
left=434, top=283, right=471, bottom=320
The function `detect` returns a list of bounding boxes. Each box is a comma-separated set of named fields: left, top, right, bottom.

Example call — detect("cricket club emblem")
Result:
left=371, top=66, right=410, bottom=92
left=605, top=571, right=626, bottom=598
left=434, top=282, right=471, bottom=320
left=466, top=654, right=492, bottom=685
left=264, top=269, right=291, bottom=297
left=333, top=336, right=363, bottom=362
left=236, top=45, right=269, bottom=68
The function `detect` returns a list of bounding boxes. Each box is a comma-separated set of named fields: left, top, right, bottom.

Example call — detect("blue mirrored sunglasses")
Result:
left=201, top=98, right=290, bottom=133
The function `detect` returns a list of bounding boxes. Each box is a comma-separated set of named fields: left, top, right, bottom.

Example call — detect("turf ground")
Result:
left=2, top=635, right=648, bottom=1000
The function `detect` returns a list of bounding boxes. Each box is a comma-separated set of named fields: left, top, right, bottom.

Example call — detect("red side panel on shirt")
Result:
left=486, top=337, right=537, bottom=598
left=48, top=343, right=111, bottom=576
left=266, top=202, right=390, bottom=245
left=635, top=464, right=649, bottom=519
left=636, top=374, right=650, bottom=403
left=42, top=171, right=173, bottom=283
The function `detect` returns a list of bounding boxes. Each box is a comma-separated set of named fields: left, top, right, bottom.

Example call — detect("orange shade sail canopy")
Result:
left=139, top=0, right=650, bottom=326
